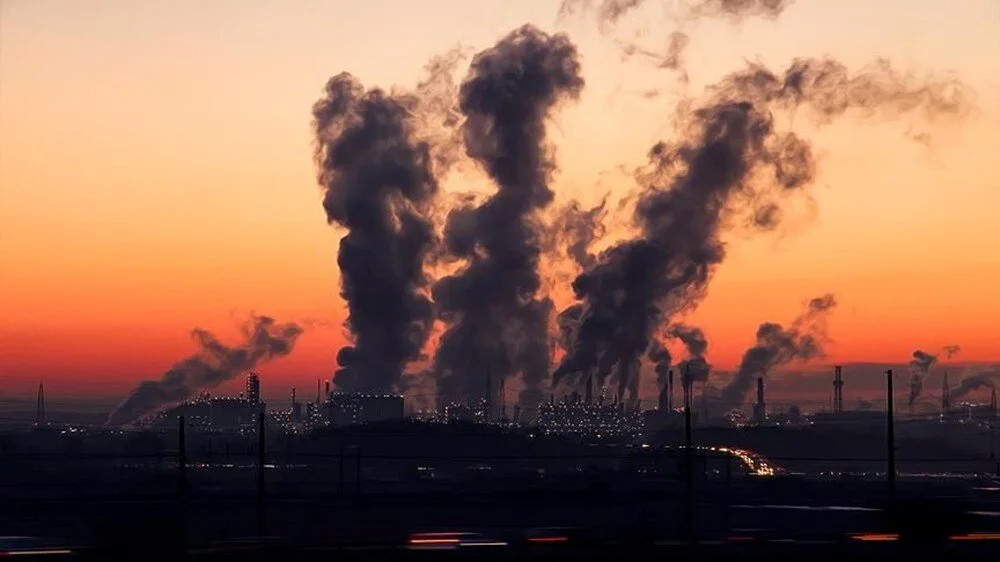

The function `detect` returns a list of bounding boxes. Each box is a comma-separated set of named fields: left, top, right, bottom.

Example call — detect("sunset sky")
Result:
left=2, top=0, right=999, bottom=407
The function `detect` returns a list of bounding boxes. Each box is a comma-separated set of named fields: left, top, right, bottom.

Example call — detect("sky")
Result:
left=2, top=0, right=999, bottom=408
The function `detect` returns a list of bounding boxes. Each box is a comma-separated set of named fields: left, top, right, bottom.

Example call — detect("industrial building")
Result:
left=322, top=392, right=404, bottom=426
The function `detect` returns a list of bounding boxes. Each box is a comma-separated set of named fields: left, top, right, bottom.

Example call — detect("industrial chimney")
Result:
left=752, top=376, right=766, bottom=423
left=833, top=366, right=844, bottom=414
left=941, top=371, right=951, bottom=414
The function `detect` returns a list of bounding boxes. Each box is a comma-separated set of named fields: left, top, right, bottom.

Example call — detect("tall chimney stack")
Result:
left=833, top=366, right=844, bottom=414
left=668, top=369, right=674, bottom=411
left=752, top=376, right=766, bottom=423
left=941, top=371, right=951, bottom=414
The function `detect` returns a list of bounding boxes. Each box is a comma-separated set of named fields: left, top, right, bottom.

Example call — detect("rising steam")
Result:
left=107, top=315, right=303, bottom=426
left=719, top=294, right=836, bottom=410
left=312, top=73, right=439, bottom=393
left=553, top=56, right=961, bottom=404
left=908, top=349, right=937, bottom=406
left=432, top=25, right=584, bottom=408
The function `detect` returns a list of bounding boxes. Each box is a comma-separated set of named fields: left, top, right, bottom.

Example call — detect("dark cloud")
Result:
left=107, top=315, right=303, bottom=426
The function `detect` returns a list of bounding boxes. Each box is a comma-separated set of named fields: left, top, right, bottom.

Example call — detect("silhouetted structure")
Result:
left=246, top=372, right=261, bottom=406
left=833, top=365, right=844, bottom=414
left=322, top=393, right=404, bottom=426
left=942, top=371, right=951, bottom=414
left=35, top=382, right=45, bottom=426
left=752, top=377, right=766, bottom=423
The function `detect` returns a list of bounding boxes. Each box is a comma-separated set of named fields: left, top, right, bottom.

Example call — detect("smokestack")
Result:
left=668, top=369, right=674, bottom=411
left=107, top=315, right=302, bottom=426
left=324, top=381, right=330, bottom=400
left=833, top=365, right=843, bottom=414
left=658, top=380, right=669, bottom=412
left=942, top=371, right=951, bottom=414
left=36, top=382, right=45, bottom=427
left=992, top=388, right=997, bottom=413
left=584, top=373, right=593, bottom=404
left=752, top=376, right=766, bottom=423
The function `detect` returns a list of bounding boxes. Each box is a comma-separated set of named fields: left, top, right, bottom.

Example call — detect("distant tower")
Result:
left=35, top=382, right=45, bottom=426
left=316, top=379, right=321, bottom=404
left=941, top=371, right=951, bottom=414
left=752, top=376, right=767, bottom=423
left=324, top=381, right=331, bottom=400
left=668, top=369, right=674, bottom=412
left=584, top=374, right=593, bottom=404
left=246, top=372, right=261, bottom=405
left=658, top=380, right=669, bottom=412
left=499, top=375, right=506, bottom=421
left=291, top=387, right=302, bottom=423
left=484, top=368, right=493, bottom=420
left=833, top=366, right=844, bottom=414
left=991, top=388, right=997, bottom=414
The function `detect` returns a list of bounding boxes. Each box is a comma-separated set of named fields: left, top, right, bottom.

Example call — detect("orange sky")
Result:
left=2, top=0, right=999, bottom=404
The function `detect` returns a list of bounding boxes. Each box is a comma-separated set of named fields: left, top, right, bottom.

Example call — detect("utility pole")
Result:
left=178, top=416, right=187, bottom=496
left=684, top=364, right=694, bottom=543
left=886, top=369, right=896, bottom=497
left=257, top=411, right=266, bottom=536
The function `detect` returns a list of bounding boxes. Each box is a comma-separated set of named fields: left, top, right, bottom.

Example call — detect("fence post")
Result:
left=339, top=444, right=345, bottom=497
left=886, top=370, right=896, bottom=497
left=355, top=446, right=362, bottom=498
left=177, top=416, right=187, bottom=495
left=257, top=412, right=266, bottom=536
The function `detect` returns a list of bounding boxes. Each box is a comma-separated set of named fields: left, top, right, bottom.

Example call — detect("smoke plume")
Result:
left=107, top=315, right=303, bottom=426
left=669, top=324, right=710, bottom=387
left=942, top=344, right=961, bottom=359
left=908, top=349, right=937, bottom=406
left=312, top=72, right=439, bottom=393
left=950, top=371, right=998, bottom=402
left=432, top=25, right=584, bottom=408
left=553, top=57, right=964, bottom=402
left=556, top=199, right=608, bottom=269
left=720, top=294, right=836, bottom=410
left=647, top=341, right=672, bottom=386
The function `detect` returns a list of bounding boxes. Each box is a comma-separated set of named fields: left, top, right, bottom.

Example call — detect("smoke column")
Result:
left=553, top=56, right=965, bottom=402
left=433, top=25, right=584, bottom=407
left=719, top=295, right=836, bottom=410
left=908, top=349, right=938, bottom=406
left=556, top=199, right=608, bottom=269
left=312, top=73, right=439, bottom=393
left=107, top=315, right=303, bottom=426
left=669, top=324, right=710, bottom=388
left=942, top=344, right=961, bottom=359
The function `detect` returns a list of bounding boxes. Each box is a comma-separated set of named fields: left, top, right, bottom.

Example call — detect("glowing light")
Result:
left=851, top=533, right=899, bottom=542
left=528, top=536, right=569, bottom=544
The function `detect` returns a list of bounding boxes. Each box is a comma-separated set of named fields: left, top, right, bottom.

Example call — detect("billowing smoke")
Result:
left=552, top=57, right=964, bottom=403
left=908, top=349, right=937, bottom=406
left=107, top=315, right=303, bottom=426
left=560, top=0, right=793, bottom=71
left=432, top=25, right=584, bottom=408
left=951, top=371, right=998, bottom=402
left=647, top=341, right=672, bottom=385
left=312, top=73, right=439, bottom=393
left=942, top=344, right=961, bottom=359
left=559, top=0, right=792, bottom=24
left=669, top=324, right=710, bottom=387
left=691, top=0, right=792, bottom=19
left=556, top=199, right=608, bottom=269
left=720, top=294, right=836, bottom=410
